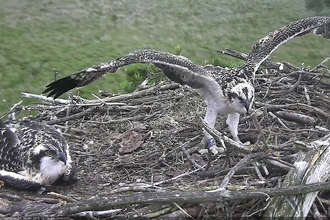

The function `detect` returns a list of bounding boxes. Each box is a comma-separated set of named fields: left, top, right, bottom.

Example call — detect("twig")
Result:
left=21, top=92, right=71, bottom=104
left=310, top=57, right=330, bottom=72
left=172, top=202, right=195, bottom=220
left=46, top=107, right=96, bottom=125
left=200, top=118, right=251, bottom=154
left=274, top=111, right=319, bottom=126
left=103, top=186, right=166, bottom=195
left=53, top=124, right=87, bottom=134
left=23, top=195, right=62, bottom=204
left=253, top=162, right=266, bottom=181
left=268, top=112, right=290, bottom=130
left=0, top=193, right=22, bottom=202
left=87, top=83, right=180, bottom=103
left=73, top=209, right=122, bottom=219
left=218, top=48, right=293, bottom=73
left=263, top=156, right=295, bottom=171
left=287, top=74, right=302, bottom=93
left=312, top=202, right=323, bottom=220
left=89, top=115, right=146, bottom=125
left=210, top=152, right=266, bottom=191
left=7, top=100, right=23, bottom=120
left=153, top=166, right=205, bottom=186
left=264, top=103, right=330, bottom=119
left=53, top=68, right=59, bottom=81
left=48, top=192, right=77, bottom=202
left=251, top=112, right=269, bottom=151
left=181, top=145, right=205, bottom=170
left=304, top=86, right=311, bottom=106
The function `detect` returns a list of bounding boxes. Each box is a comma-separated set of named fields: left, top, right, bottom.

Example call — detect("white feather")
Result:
left=37, top=156, right=66, bottom=185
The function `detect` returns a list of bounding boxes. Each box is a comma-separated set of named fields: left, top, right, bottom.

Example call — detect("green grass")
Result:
left=0, top=0, right=329, bottom=112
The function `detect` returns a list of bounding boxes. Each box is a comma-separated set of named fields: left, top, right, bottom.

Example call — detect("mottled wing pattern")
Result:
left=153, top=63, right=219, bottom=89
left=43, top=49, right=216, bottom=98
left=0, top=119, right=24, bottom=172
left=241, top=16, right=330, bottom=79
left=313, top=22, right=330, bottom=38
left=0, top=119, right=75, bottom=189
left=15, top=120, right=68, bottom=152
left=12, top=120, right=70, bottom=171
left=0, top=119, right=43, bottom=189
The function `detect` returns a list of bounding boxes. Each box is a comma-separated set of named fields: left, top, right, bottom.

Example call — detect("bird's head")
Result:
left=228, top=81, right=254, bottom=114
left=30, top=142, right=69, bottom=185
left=31, top=143, right=67, bottom=164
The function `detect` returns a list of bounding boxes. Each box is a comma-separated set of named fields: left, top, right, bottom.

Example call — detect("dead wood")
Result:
left=1, top=48, right=330, bottom=219
left=263, top=134, right=330, bottom=218
left=1, top=182, right=330, bottom=218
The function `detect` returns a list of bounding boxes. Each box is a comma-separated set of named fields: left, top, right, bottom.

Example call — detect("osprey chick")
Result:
left=0, top=119, right=75, bottom=190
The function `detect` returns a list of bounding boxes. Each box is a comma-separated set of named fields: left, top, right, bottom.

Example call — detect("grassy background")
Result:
left=0, top=0, right=329, bottom=112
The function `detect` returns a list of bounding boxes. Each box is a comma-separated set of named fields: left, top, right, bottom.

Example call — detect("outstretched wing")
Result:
left=43, top=49, right=221, bottom=99
left=241, top=16, right=330, bottom=78
left=0, top=119, right=23, bottom=172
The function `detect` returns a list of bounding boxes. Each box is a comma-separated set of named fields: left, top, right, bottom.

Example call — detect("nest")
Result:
left=1, top=49, right=330, bottom=219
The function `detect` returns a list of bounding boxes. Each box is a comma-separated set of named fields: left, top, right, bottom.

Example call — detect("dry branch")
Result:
left=218, top=48, right=296, bottom=73
left=91, top=82, right=180, bottom=103
left=264, top=134, right=330, bottom=218
left=2, top=181, right=330, bottom=218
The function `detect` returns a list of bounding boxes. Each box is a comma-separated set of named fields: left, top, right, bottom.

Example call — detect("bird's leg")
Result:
left=226, top=112, right=240, bottom=142
left=198, top=107, right=222, bottom=155
left=203, top=108, right=217, bottom=146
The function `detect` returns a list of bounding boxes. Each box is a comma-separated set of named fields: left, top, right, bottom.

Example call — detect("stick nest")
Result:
left=1, top=50, right=330, bottom=219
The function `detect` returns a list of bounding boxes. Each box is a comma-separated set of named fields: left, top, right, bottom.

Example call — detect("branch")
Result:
left=263, top=133, right=330, bottom=218
left=21, top=92, right=71, bottom=104
left=88, top=83, right=180, bottom=103
left=5, top=181, right=330, bottom=217
left=46, top=107, right=96, bottom=125
left=218, top=48, right=295, bottom=73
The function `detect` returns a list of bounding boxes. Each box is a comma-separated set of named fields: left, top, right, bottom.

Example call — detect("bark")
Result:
left=263, top=134, right=330, bottom=218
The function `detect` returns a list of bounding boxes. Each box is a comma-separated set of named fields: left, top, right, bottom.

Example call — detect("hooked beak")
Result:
left=57, top=152, right=67, bottom=164
left=243, top=100, right=251, bottom=113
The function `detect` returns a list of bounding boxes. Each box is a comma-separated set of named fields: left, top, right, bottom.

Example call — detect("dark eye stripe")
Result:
left=242, top=87, right=249, bottom=98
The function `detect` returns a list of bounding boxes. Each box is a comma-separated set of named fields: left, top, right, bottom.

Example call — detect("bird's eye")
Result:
left=45, top=150, right=52, bottom=155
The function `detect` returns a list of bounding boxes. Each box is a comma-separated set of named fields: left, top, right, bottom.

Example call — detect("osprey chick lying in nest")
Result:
left=0, top=119, right=76, bottom=190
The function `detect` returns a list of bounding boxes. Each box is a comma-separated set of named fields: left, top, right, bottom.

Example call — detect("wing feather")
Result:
left=242, top=16, right=330, bottom=78
left=43, top=49, right=215, bottom=98
left=0, top=119, right=23, bottom=172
